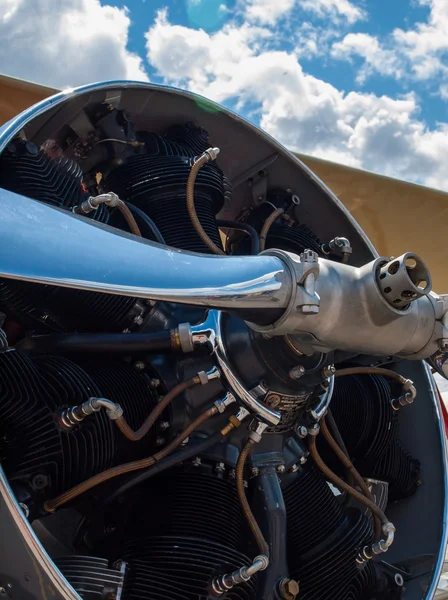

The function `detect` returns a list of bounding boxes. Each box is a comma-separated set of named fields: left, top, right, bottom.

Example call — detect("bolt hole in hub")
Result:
left=377, top=253, right=432, bottom=309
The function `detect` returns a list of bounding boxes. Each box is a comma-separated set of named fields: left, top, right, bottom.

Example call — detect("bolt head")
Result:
left=300, top=456, right=307, bottom=464
left=289, top=365, right=305, bottom=380
left=133, top=315, right=144, bottom=326
left=155, top=436, right=165, bottom=446
left=290, top=464, right=299, bottom=472
left=277, top=464, right=286, bottom=473
left=297, top=425, right=308, bottom=438
left=192, top=457, right=202, bottom=467
left=149, top=378, right=160, bottom=388
left=280, top=578, right=300, bottom=600
left=251, top=467, right=260, bottom=477
left=215, top=462, right=225, bottom=473
left=159, top=420, right=170, bottom=431
left=134, top=361, right=145, bottom=371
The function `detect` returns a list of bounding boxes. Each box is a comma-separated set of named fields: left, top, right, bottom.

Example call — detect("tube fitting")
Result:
left=356, top=521, right=396, bottom=563
left=211, top=555, right=269, bottom=595
left=57, top=397, right=123, bottom=430
left=73, top=192, right=121, bottom=215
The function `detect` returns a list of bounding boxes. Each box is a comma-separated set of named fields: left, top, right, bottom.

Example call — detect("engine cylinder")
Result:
left=328, top=374, right=420, bottom=500
left=284, top=465, right=374, bottom=599
left=109, top=468, right=257, bottom=600
left=105, top=130, right=226, bottom=253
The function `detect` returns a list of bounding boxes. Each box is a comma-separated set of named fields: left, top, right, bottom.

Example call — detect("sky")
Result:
left=0, top=0, right=448, bottom=190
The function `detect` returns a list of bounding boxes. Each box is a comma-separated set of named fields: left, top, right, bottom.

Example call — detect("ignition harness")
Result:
left=212, top=420, right=270, bottom=595
left=186, top=147, right=225, bottom=255
left=308, top=428, right=395, bottom=563
left=45, top=392, right=237, bottom=513
left=73, top=192, right=142, bottom=237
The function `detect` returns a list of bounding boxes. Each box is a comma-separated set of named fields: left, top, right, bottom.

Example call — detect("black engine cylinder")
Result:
left=0, top=141, right=142, bottom=333
left=328, top=374, right=420, bottom=500
left=106, top=468, right=257, bottom=600
left=0, top=350, right=159, bottom=501
left=284, top=465, right=374, bottom=600
left=105, top=127, right=226, bottom=253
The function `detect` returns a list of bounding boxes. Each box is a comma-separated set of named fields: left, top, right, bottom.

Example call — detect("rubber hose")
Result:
left=16, top=330, right=180, bottom=355
left=186, top=154, right=225, bottom=255
left=116, top=377, right=200, bottom=442
left=259, top=208, right=284, bottom=252
left=126, top=202, right=166, bottom=244
left=44, top=405, right=218, bottom=512
left=236, top=438, right=270, bottom=557
left=216, top=220, right=261, bottom=255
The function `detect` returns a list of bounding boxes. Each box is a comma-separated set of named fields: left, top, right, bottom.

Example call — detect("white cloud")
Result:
left=332, top=0, right=448, bottom=83
left=331, top=33, right=402, bottom=83
left=0, top=0, right=148, bottom=89
left=243, top=0, right=365, bottom=25
left=145, top=9, right=448, bottom=191
left=439, top=84, right=448, bottom=101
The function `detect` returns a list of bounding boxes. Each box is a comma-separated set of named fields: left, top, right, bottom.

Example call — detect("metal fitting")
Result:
left=214, top=392, right=236, bottom=413
left=192, top=456, right=202, bottom=467
left=90, top=398, right=124, bottom=420
left=149, top=378, right=160, bottom=389
left=248, top=420, right=269, bottom=443
left=198, top=366, right=221, bottom=385
left=234, top=407, right=251, bottom=423
left=211, top=555, right=269, bottom=595
left=289, top=365, right=305, bottom=380
left=215, top=462, right=226, bottom=473
left=307, top=424, right=320, bottom=436
left=322, top=364, right=336, bottom=378
left=356, top=521, right=395, bottom=563
left=279, top=578, right=300, bottom=600
left=159, top=421, right=170, bottom=431
left=277, top=464, right=286, bottom=473
left=290, top=464, right=299, bottom=472
left=204, top=147, right=220, bottom=162
left=322, top=237, right=352, bottom=263
left=73, top=192, right=121, bottom=215
left=251, top=467, right=260, bottom=477
left=57, top=396, right=123, bottom=429
left=297, top=425, right=308, bottom=438
left=155, top=437, right=165, bottom=446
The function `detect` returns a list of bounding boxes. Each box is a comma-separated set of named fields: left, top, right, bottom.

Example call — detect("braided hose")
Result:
left=116, top=199, right=142, bottom=236
left=236, top=438, right=269, bottom=556
left=320, top=417, right=382, bottom=540
left=44, top=405, right=218, bottom=512
left=186, top=149, right=225, bottom=255
left=115, top=377, right=200, bottom=442
left=259, top=208, right=284, bottom=252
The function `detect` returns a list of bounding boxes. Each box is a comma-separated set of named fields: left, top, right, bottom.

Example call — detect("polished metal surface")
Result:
left=0, top=189, right=290, bottom=310
left=190, top=311, right=281, bottom=426
left=249, top=253, right=444, bottom=360
left=309, top=376, right=335, bottom=422
left=424, top=364, right=448, bottom=599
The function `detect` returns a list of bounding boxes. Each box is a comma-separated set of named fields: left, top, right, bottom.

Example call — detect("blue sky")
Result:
left=0, top=0, right=447, bottom=190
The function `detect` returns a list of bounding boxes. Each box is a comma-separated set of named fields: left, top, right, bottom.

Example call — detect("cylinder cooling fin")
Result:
left=284, top=465, right=375, bottom=599
left=326, top=374, right=420, bottom=501
left=104, top=127, right=227, bottom=253
left=0, top=349, right=160, bottom=504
